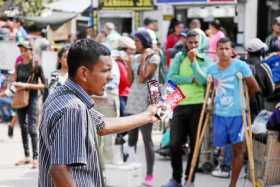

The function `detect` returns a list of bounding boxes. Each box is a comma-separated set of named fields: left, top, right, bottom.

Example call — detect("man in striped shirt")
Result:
left=39, top=39, right=159, bottom=187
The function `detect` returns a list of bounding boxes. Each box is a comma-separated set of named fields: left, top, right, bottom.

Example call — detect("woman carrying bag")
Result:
left=13, top=41, right=46, bottom=169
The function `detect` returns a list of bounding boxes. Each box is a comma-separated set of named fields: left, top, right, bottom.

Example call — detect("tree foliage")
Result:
left=16, top=0, right=47, bottom=16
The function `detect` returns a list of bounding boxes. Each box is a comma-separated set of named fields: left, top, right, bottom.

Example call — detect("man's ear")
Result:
left=76, top=66, right=88, bottom=82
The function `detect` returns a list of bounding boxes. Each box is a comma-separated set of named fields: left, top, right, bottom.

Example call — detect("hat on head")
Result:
left=117, top=36, right=136, bottom=50
left=17, top=41, right=32, bottom=50
left=273, top=16, right=280, bottom=25
left=134, top=31, right=152, bottom=49
left=246, top=38, right=268, bottom=52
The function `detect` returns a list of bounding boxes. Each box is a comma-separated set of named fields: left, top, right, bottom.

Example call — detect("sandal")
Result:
left=15, top=158, right=31, bottom=166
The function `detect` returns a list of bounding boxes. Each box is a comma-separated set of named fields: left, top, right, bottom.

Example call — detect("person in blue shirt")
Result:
left=207, top=37, right=260, bottom=187
left=15, top=18, right=28, bottom=43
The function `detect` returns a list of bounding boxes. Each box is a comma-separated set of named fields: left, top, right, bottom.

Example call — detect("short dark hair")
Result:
left=186, top=30, right=199, bottom=39
left=15, top=18, right=23, bottom=25
left=210, top=19, right=221, bottom=30
left=216, top=37, right=233, bottom=48
left=67, top=39, right=111, bottom=78
left=57, top=45, right=70, bottom=69
left=144, top=18, right=157, bottom=26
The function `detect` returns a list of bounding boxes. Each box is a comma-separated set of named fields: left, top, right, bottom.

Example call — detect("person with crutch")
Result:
left=206, top=38, right=260, bottom=187
left=163, top=30, right=212, bottom=187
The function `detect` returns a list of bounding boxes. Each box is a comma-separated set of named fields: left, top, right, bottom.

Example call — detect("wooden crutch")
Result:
left=187, top=76, right=214, bottom=185
left=237, top=72, right=257, bottom=187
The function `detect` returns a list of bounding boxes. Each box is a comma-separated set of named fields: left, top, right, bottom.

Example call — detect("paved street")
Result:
left=0, top=123, right=279, bottom=187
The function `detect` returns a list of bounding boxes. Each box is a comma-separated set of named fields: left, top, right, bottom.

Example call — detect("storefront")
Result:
left=257, top=0, right=280, bottom=40
left=156, top=0, right=238, bottom=43
left=97, top=0, right=154, bottom=34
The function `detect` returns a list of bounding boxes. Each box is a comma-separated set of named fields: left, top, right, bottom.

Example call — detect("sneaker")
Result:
left=211, top=166, right=230, bottom=178
left=143, top=175, right=154, bottom=186
left=162, top=179, right=182, bottom=187
left=8, top=125, right=14, bottom=138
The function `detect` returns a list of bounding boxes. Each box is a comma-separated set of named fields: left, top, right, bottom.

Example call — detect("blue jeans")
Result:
left=0, top=96, right=13, bottom=121
left=17, top=95, right=38, bottom=160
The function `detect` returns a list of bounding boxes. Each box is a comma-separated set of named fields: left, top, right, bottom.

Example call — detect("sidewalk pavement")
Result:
left=0, top=122, right=278, bottom=187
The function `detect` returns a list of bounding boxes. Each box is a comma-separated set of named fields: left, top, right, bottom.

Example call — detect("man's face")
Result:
left=186, top=36, right=199, bottom=50
left=152, top=22, right=159, bottom=31
left=84, top=56, right=112, bottom=96
left=273, top=23, right=280, bottom=35
left=216, top=42, right=233, bottom=62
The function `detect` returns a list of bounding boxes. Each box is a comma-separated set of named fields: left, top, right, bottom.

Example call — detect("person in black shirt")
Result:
left=14, top=41, right=46, bottom=169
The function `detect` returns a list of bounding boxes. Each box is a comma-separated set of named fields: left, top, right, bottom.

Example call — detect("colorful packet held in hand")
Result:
left=147, top=80, right=162, bottom=120
left=163, top=80, right=186, bottom=109
left=147, top=80, right=161, bottom=104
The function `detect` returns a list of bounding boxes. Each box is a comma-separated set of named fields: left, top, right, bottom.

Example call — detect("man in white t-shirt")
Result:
left=138, top=18, right=158, bottom=47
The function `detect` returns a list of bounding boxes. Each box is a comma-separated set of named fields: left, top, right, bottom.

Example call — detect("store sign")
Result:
left=156, top=0, right=236, bottom=4
left=103, top=0, right=153, bottom=8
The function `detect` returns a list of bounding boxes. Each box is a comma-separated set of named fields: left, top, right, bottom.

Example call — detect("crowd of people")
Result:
left=0, top=15, right=279, bottom=187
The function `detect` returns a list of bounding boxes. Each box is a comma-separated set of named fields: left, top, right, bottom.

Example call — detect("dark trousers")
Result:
left=119, top=96, right=127, bottom=117
left=115, top=96, right=128, bottom=143
left=128, top=123, right=154, bottom=176
left=17, top=96, right=38, bottom=160
left=170, top=104, right=202, bottom=183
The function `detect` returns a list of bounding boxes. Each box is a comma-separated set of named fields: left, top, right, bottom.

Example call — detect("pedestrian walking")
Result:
left=14, top=41, right=46, bottom=169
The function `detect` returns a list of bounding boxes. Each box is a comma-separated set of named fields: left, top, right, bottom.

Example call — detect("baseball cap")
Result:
left=246, top=38, right=268, bottom=52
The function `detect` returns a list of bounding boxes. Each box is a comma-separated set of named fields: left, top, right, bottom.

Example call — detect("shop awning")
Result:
left=24, top=11, right=78, bottom=28
left=44, top=0, right=96, bottom=13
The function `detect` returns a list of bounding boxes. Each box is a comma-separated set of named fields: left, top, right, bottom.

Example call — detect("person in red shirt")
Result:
left=114, top=36, right=136, bottom=117
left=166, top=21, right=184, bottom=65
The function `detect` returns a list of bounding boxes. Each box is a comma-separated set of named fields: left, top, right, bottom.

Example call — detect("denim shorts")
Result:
left=213, top=115, right=245, bottom=147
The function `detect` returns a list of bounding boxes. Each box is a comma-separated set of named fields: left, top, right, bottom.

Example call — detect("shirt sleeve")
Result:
left=89, top=108, right=105, bottom=133
left=148, top=54, right=160, bottom=65
left=239, top=60, right=253, bottom=78
left=50, top=107, right=87, bottom=166
left=191, top=56, right=212, bottom=85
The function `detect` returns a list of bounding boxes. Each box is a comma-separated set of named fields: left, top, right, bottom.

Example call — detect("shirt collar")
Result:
left=64, top=79, right=95, bottom=109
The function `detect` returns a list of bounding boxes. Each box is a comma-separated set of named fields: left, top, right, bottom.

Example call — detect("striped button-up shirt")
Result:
left=39, top=79, right=105, bottom=187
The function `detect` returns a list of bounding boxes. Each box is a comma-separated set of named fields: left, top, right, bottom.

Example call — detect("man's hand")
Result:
left=145, top=104, right=161, bottom=123
left=187, top=49, right=197, bottom=62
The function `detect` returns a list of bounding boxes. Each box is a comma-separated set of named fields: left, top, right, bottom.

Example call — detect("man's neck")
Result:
left=218, top=59, right=231, bottom=69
